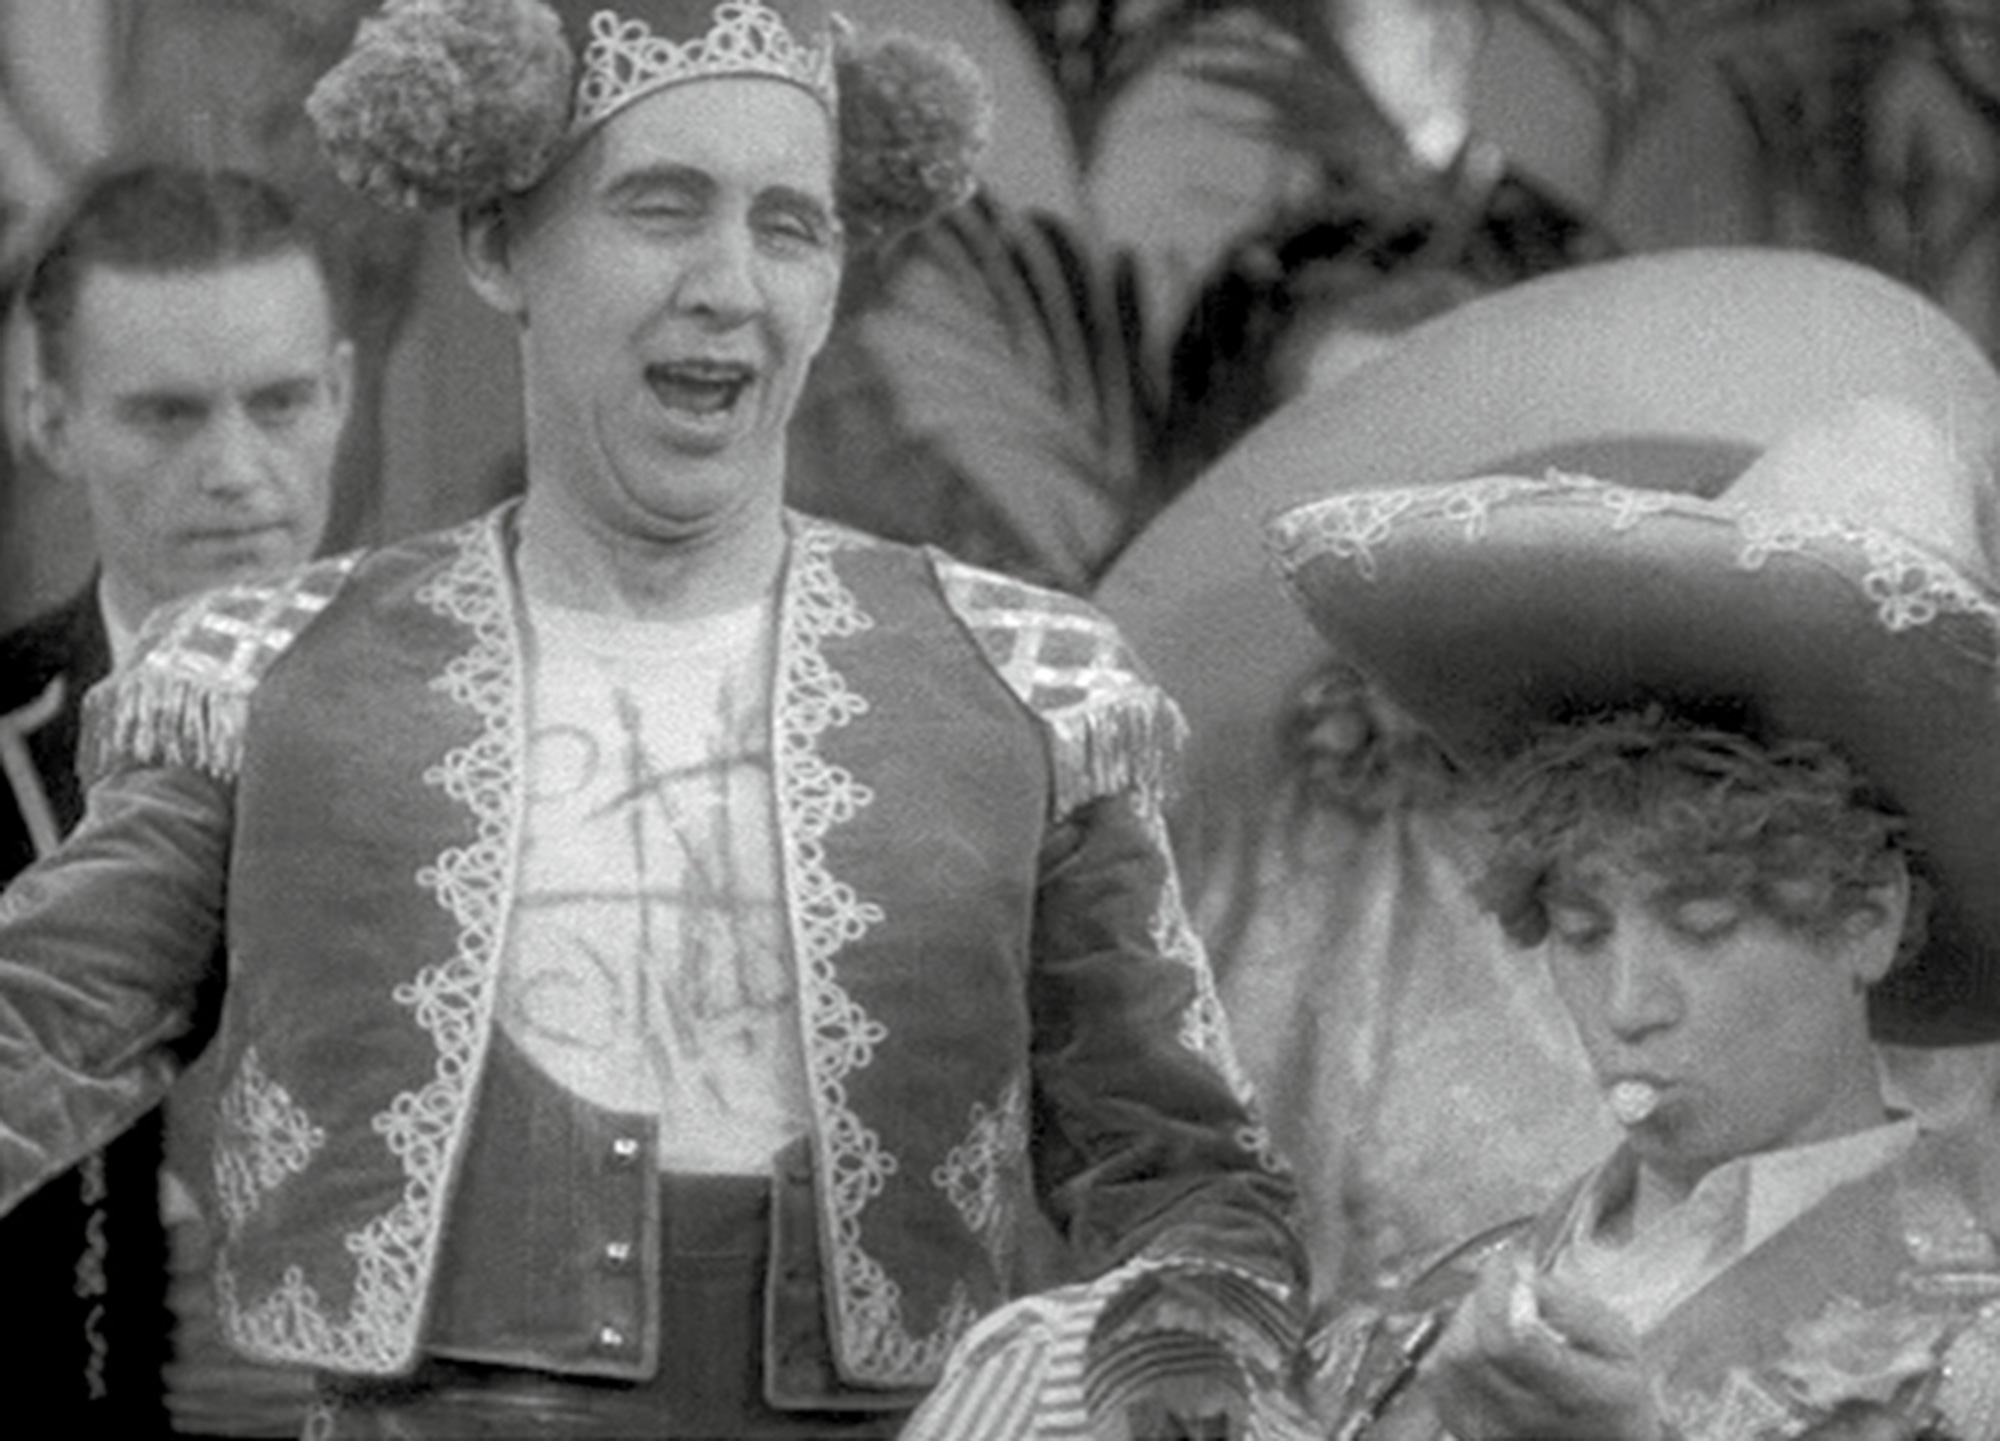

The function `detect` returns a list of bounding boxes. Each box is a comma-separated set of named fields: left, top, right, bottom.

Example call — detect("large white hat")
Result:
left=1271, top=397, right=2000, bottom=1044
left=1092, top=246, right=2000, bottom=1044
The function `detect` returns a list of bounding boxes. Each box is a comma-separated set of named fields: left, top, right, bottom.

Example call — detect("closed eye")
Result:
left=1545, top=901, right=1609, bottom=951
left=752, top=191, right=836, bottom=253
left=1666, top=894, right=1744, bottom=943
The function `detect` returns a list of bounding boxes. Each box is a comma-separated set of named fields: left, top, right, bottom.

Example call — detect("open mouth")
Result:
left=646, top=360, right=755, bottom=416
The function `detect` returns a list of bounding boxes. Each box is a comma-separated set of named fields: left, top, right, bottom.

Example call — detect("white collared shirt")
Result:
left=1551, top=1117, right=1919, bottom=1335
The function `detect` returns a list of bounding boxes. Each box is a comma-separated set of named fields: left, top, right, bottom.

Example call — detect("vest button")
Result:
left=602, top=1239, right=635, bottom=1271
left=610, top=1136, right=642, bottom=1167
left=596, top=1325, right=628, bottom=1352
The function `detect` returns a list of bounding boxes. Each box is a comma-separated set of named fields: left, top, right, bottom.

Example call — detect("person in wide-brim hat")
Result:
left=1269, top=395, right=2000, bottom=1047
left=1096, top=247, right=2000, bottom=881
left=1272, top=390, right=2000, bottom=1434
left=1267, top=395, right=2000, bottom=1438
left=1091, top=247, right=2000, bottom=1308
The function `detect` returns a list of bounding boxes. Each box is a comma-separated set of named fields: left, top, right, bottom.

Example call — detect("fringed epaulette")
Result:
left=931, top=552, right=1186, bottom=818
left=81, top=556, right=360, bottom=786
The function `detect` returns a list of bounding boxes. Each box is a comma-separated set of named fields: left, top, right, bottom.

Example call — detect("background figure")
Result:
left=1094, top=246, right=2000, bottom=1310
left=0, top=5, right=1305, bottom=1439
left=2, top=161, right=350, bottom=1436
left=1270, top=396, right=2000, bottom=1437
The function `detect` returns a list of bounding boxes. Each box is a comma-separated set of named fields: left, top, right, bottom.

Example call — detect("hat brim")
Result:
left=1096, top=246, right=2000, bottom=866
left=1271, top=479, right=2000, bottom=1043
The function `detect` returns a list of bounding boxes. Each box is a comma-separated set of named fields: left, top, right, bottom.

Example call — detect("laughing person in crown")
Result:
left=0, top=2, right=1306, bottom=1437
left=1266, top=397, right=2000, bottom=1440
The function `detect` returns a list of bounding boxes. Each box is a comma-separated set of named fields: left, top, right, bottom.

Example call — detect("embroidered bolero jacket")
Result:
left=0, top=506, right=1301, bottom=1392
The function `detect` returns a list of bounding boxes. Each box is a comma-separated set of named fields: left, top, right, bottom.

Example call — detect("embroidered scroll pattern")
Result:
left=780, top=522, right=974, bottom=1383
left=214, top=1046, right=327, bottom=1233
left=1738, top=511, right=2000, bottom=633
left=934, top=1078, right=1029, bottom=1272
left=1272, top=475, right=2000, bottom=647
left=222, top=516, right=513, bottom=1371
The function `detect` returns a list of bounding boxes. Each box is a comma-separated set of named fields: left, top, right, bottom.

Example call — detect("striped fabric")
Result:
left=902, top=1258, right=1320, bottom=1441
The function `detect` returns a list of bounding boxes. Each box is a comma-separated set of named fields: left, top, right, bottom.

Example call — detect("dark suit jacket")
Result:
left=0, top=584, right=109, bottom=877
left=0, top=583, right=170, bottom=1436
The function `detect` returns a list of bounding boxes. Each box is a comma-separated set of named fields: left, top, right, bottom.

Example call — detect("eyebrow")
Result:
left=603, top=163, right=834, bottom=227
left=604, top=163, right=714, bottom=207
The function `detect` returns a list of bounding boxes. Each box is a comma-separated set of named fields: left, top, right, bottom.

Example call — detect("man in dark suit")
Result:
left=1, top=159, right=351, bottom=1436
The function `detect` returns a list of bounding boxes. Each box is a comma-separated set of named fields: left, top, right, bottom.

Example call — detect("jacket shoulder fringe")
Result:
left=927, top=549, right=1187, bottom=817
left=81, top=555, right=359, bottom=786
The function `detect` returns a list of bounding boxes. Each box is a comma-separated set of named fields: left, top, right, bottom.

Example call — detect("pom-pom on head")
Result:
left=833, top=28, right=992, bottom=246
left=309, top=0, right=990, bottom=241
left=307, top=0, right=575, bottom=212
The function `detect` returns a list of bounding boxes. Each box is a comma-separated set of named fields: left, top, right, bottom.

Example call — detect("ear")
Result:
left=1844, top=862, right=1912, bottom=988
left=457, top=201, right=527, bottom=320
left=21, top=379, right=73, bottom=477
left=325, top=338, right=356, bottom=430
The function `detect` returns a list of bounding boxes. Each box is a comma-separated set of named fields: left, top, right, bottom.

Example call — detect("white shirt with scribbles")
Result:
left=502, top=594, right=810, bottom=1173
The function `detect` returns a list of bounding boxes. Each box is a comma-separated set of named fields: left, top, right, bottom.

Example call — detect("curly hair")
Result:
left=1475, top=707, right=1928, bottom=971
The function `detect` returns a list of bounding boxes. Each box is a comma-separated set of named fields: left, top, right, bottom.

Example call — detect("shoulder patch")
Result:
left=82, top=555, right=360, bottom=785
left=930, top=551, right=1185, bottom=816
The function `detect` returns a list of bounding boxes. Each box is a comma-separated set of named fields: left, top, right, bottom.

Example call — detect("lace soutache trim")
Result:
left=932, top=551, right=1281, bottom=1172
left=214, top=1046, right=328, bottom=1235
left=222, top=515, right=513, bottom=1373
left=932, top=1078, right=1029, bottom=1274
left=1133, top=782, right=1285, bottom=1174
left=780, top=521, right=980, bottom=1384
left=572, top=1, right=837, bottom=134
left=1272, top=473, right=2000, bottom=639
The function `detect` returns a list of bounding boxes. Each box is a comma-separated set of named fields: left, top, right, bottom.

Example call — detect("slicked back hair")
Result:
left=23, top=161, right=336, bottom=384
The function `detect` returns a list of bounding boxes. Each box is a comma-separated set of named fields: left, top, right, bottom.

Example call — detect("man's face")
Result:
left=1541, top=853, right=1900, bottom=1193
left=32, top=251, right=350, bottom=627
left=482, top=77, right=842, bottom=545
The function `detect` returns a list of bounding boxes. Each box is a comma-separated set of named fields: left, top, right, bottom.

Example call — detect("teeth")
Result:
left=647, top=363, right=752, bottom=415
left=1608, top=1080, right=1661, bottom=1126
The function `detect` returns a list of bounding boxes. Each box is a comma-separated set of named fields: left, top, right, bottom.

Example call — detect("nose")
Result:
left=675, top=222, right=760, bottom=324
left=199, top=406, right=273, bottom=498
left=1597, top=932, right=1684, bottom=1041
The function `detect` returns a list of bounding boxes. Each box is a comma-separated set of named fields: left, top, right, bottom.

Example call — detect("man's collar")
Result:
left=1587, top=1115, right=1921, bottom=1254
left=95, top=578, right=143, bottom=671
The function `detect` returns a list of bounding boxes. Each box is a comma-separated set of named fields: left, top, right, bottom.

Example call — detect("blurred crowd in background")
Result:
left=5, top=0, right=1999, bottom=624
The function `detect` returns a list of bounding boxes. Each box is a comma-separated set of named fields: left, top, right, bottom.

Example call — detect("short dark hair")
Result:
left=1475, top=707, right=1929, bottom=973
left=23, top=161, right=334, bottom=382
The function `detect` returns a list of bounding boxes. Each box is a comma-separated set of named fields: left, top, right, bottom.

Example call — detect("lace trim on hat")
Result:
left=572, top=1, right=837, bottom=133
left=1272, top=474, right=2000, bottom=638
left=1739, top=511, right=2000, bottom=631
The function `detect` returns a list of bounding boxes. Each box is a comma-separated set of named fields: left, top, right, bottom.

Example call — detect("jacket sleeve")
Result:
left=906, top=782, right=1310, bottom=1436
left=1027, top=785, right=1303, bottom=1293
left=0, top=760, right=229, bottom=1216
